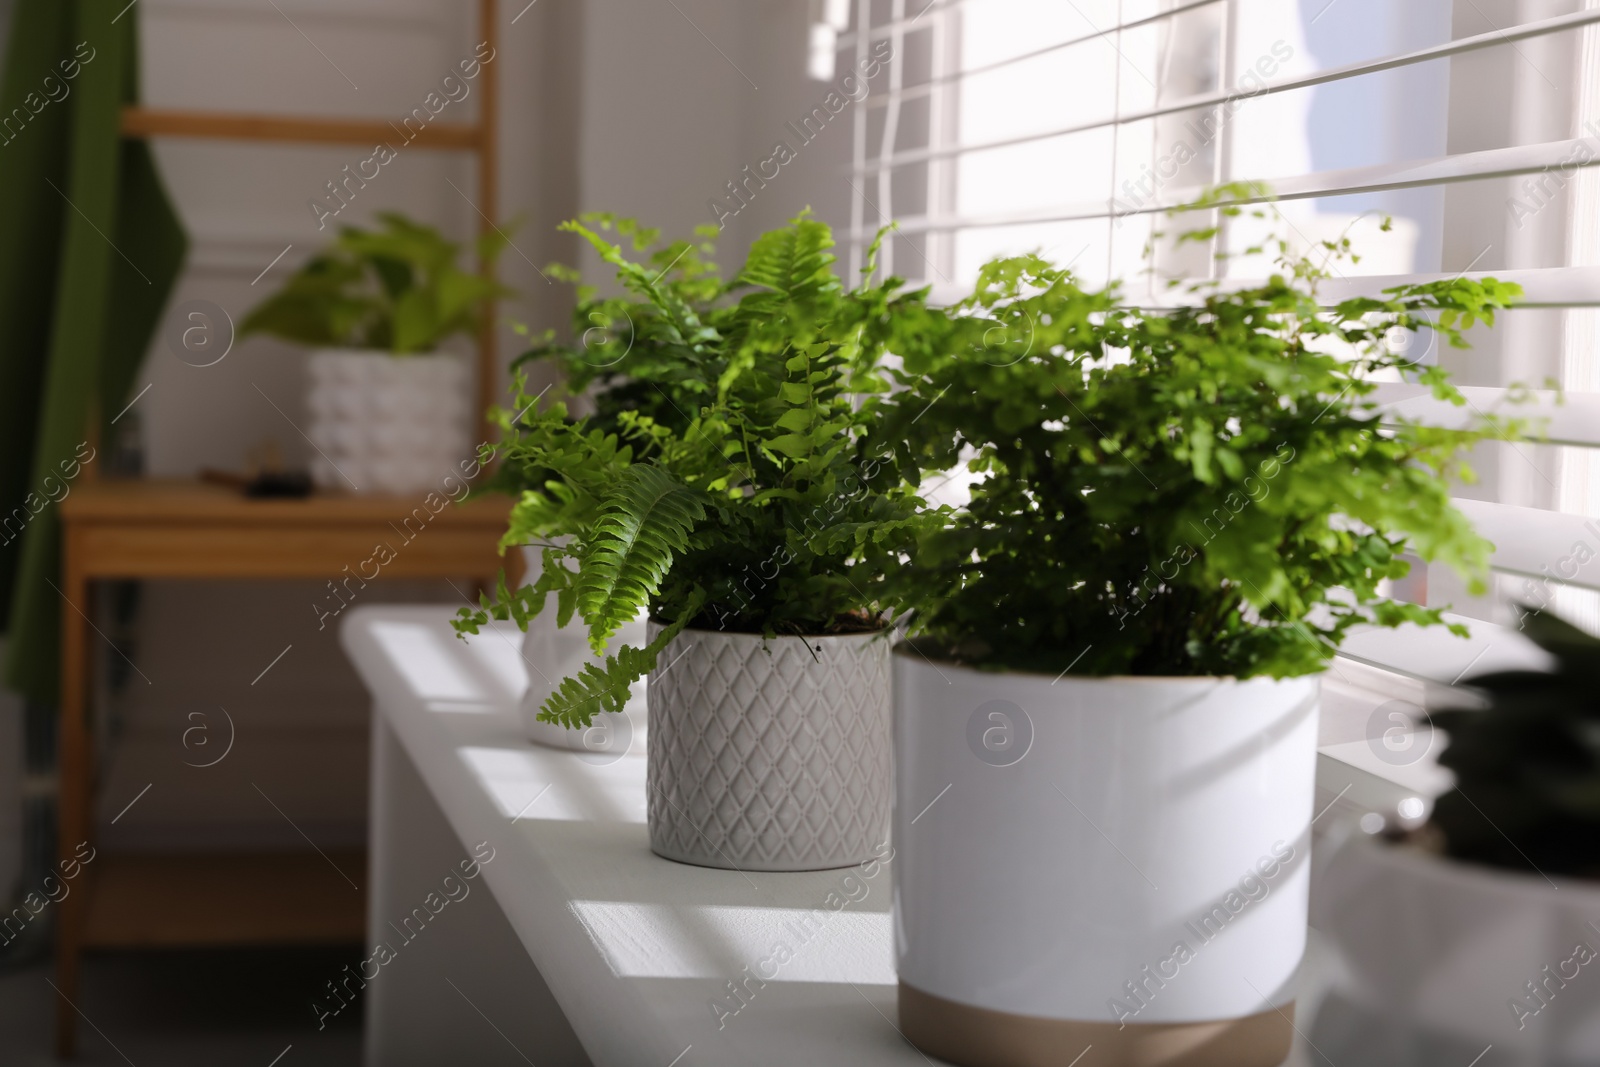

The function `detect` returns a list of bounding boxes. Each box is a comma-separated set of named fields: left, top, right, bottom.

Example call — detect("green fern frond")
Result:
left=715, top=215, right=846, bottom=398
left=738, top=216, right=837, bottom=301
left=451, top=551, right=579, bottom=638
left=560, top=219, right=712, bottom=348
left=576, top=465, right=706, bottom=651
left=537, top=591, right=706, bottom=728
left=809, top=513, right=941, bottom=555
left=858, top=223, right=896, bottom=282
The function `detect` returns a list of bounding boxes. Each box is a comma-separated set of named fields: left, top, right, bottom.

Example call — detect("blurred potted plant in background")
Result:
left=242, top=212, right=511, bottom=494
left=511, top=213, right=728, bottom=434
left=1316, top=609, right=1600, bottom=1066
left=875, top=190, right=1523, bottom=1067
left=457, top=212, right=945, bottom=872
left=1431, top=613, right=1600, bottom=876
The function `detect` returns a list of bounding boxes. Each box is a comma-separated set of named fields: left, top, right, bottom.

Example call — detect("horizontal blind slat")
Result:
left=854, top=8, right=1600, bottom=173
left=915, top=267, right=1598, bottom=313
left=1335, top=612, right=1550, bottom=684
left=848, top=134, right=1600, bottom=238
left=1293, top=267, right=1600, bottom=308
left=1453, top=499, right=1600, bottom=593
left=1373, top=384, right=1600, bottom=448
left=837, top=0, right=1224, bottom=51
left=1127, top=267, right=1600, bottom=309
left=855, top=0, right=1230, bottom=108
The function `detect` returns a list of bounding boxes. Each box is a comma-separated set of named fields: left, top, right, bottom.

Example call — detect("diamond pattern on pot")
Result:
left=646, top=627, right=890, bottom=872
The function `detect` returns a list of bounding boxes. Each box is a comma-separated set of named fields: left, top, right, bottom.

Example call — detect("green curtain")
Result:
left=0, top=0, right=187, bottom=703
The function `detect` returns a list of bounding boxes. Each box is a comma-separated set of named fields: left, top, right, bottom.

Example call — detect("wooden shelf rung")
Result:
left=120, top=106, right=483, bottom=151
left=81, top=852, right=367, bottom=949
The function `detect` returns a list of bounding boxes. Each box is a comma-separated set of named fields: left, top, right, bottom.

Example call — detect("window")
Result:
left=843, top=0, right=1600, bottom=664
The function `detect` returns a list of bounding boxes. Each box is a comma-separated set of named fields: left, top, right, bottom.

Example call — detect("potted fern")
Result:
left=875, top=200, right=1521, bottom=1067
left=1315, top=610, right=1600, bottom=1065
left=242, top=213, right=509, bottom=494
left=457, top=213, right=942, bottom=871
left=515, top=213, right=729, bottom=434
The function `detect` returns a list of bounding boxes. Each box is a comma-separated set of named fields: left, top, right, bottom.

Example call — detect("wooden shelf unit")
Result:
left=53, top=480, right=519, bottom=1055
left=82, top=852, right=368, bottom=950
left=55, top=3, right=507, bottom=1055
left=120, top=106, right=485, bottom=151
left=54, top=480, right=518, bottom=1055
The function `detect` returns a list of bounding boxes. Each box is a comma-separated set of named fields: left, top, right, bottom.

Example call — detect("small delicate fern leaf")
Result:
left=451, top=549, right=579, bottom=639
left=857, top=223, right=896, bottom=284
left=576, top=465, right=705, bottom=650
left=537, top=591, right=706, bottom=728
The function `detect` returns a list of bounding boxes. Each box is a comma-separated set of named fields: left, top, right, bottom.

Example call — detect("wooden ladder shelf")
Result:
left=54, top=2, right=504, bottom=1057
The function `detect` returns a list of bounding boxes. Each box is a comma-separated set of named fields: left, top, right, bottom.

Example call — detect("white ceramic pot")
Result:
left=520, top=607, right=647, bottom=758
left=646, top=625, right=890, bottom=872
left=306, top=349, right=470, bottom=495
left=1312, top=832, right=1600, bottom=1066
left=515, top=544, right=645, bottom=756
left=893, top=650, right=1320, bottom=1067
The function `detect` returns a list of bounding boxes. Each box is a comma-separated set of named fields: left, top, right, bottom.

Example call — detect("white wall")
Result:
left=563, top=0, right=854, bottom=285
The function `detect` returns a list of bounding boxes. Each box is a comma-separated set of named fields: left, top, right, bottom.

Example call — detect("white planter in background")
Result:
left=306, top=349, right=470, bottom=495
left=519, top=606, right=647, bottom=759
left=1313, top=833, right=1600, bottom=1066
left=646, top=626, right=891, bottom=872
left=893, top=650, right=1320, bottom=1067
left=515, top=544, right=645, bottom=756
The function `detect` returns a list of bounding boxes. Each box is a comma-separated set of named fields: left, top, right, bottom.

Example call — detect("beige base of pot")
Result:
left=899, top=983, right=1293, bottom=1067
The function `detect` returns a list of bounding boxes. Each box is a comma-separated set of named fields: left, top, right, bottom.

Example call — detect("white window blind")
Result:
left=842, top=0, right=1600, bottom=677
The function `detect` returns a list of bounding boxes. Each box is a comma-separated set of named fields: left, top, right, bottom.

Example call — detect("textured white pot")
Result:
left=1313, top=832, right=1600, bottom=1066
left=646, top=625, right=890, bottom=872
left=893, top=650, right=1320, bottom=1067
left=306, top=349, right=470, bottom=495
